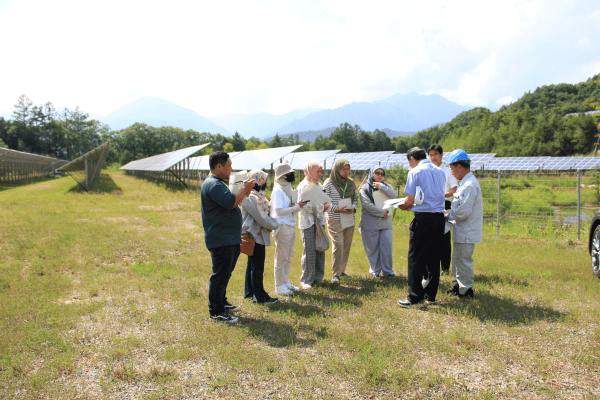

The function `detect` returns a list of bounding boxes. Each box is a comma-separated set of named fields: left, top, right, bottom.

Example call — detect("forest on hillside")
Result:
left=1, top=74, right=599, bottom=164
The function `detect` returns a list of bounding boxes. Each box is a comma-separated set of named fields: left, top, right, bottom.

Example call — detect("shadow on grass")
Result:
left=433, top=282, right=565, bottom=325
left=127, top=173, right=189, bottom=193
left=66, top=174, right=123, bottom=194
left=239, top=315, right=328, bottom=348
left=0, top=176, right=58, bottom=192
left=475, top=273, right=530, bottom=287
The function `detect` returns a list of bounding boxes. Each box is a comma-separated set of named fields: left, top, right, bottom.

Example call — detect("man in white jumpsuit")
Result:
left=445, top=150, right=483, bottom=299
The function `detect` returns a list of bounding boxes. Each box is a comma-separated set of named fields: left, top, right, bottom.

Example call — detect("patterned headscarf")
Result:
left=303, top=161, right=321, bottom=184
left=329, top=158, right=356, bottom=202
left=361, top=165, right=386, bottom=204
left=247, top=169, right=269, bottom=218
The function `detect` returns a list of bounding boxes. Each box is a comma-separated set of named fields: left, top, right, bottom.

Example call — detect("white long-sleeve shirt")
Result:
left=296, top=180, right=325, bottom=230
left=270, top=186, right=300, bottom=227
left=447, top=172, right=483, bottom=244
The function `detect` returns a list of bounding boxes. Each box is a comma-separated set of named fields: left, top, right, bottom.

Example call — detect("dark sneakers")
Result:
left=224, top=302, right=239, bottom=311
left=210, top=313, right=238, bottom=323
left=446, top=286, right=474, bottom=299
left=254, top=298, right=278, bottom=304
left=340, top=273, right=351, bottom=278
left=446, top=285, right=460, bottom=296
left=397, top=298, right=424, bottom=308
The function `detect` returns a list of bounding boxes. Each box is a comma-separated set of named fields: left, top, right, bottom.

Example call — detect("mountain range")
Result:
left=96, top=93, right=471, bottom=139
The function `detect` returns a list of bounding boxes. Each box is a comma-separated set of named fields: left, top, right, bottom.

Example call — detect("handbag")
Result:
left=314, top=221, right=329, bottom=252
left=240, top=232, right=256, bottom=256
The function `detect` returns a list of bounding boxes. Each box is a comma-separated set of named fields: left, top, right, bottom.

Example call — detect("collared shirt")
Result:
left=442, top=165, right=458, bottom=201
left=404, top=159, right=446, bottom=213
left=200, top=174, right=242, bottom=250
left=447, top=172, right=483, bottom=244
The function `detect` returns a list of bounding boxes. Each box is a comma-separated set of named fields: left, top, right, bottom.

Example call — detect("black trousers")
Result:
left=407, top=212, right=445, bottom=303
left=244, top=243, right=270, bottom=302
left=441, top=200, right=452, bottom=272
left=208, top=244, right=240, bottom=316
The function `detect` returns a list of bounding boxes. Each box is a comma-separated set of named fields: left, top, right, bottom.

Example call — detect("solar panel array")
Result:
left=57, top=143, right=110, bottom=191
left=0, top=147, right=68, bottom=183
left=484, top=156, right=600, bottom=171
left=231, top=145, right=303, bottom=170
left=282, top=149, right=341, bottom=169
left=443, top=153, right=496, bottom=170
left=120, top=143, right=210, bottom=171
left=322, top=151, right=395, bottom=171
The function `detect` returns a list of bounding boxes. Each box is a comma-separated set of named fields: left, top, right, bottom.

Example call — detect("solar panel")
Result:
left=573, top=157, right=600, bottom=169
left=282, top=149, right=341, bottom=170
left=120, top=143, right=210, bottom=171
left=231, top=145, right=303, bottom=170
left=484, top=157, right=549, bottom=171
left=188, top=152, right=241, bottom=170
left=345, top=151, right=395, bottom=170
left=57, top=143, right=110, bottom=191
left=322, top=153, right=358, bottom=169
left=380, top=154, right=409, bottom=169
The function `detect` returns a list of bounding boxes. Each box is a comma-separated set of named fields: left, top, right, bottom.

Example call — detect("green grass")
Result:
left=1, top=172, right=599, bottom=398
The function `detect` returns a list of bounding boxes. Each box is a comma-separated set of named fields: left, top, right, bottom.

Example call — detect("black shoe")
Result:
left=254, top=298, right=278, bottom=304
left=340, top=273, right=351, bottom=278
left=458, top=288, right=474, bottom=299
left=397, top=298, right=424, bottom=308
left=210, top=312, right=238, bottom=323
left=383, top=273, right=396, bottom=278
left=446, top=285, right=459, bottom=296
left=224, top=302, right=239, bottom=311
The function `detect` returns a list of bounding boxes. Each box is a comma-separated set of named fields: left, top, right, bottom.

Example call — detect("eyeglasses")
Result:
left=373, top=171, right=385, bottom=176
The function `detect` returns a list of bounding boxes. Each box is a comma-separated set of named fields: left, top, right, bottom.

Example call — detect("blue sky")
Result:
left=0, top=0, right=599, bottom=118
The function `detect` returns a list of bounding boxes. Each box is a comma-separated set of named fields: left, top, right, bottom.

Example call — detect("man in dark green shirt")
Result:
left=201, top=151, right=254, bottom=323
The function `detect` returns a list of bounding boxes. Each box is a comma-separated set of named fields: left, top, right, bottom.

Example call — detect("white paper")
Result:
left=291, top=189, right=298, bottom=204
left=444, top=220, right=455, bottom=234
left=299, top=183, right=332, bottom=206
left=229, top=170, right=248, bottom=207
left=383, top=197, right=406, bottom=209
left=338, top=198, right=355, bottom=229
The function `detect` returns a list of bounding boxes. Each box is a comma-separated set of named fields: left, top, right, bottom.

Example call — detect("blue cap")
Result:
left=448, top=149, right=470, bottom=164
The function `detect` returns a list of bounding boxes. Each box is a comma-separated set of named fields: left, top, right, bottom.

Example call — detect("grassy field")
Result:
left=1, top=172, right=599, bottom=399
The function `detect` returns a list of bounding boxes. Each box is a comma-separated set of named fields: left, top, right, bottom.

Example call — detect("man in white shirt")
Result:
left=427, top=144, right=458, bottom=275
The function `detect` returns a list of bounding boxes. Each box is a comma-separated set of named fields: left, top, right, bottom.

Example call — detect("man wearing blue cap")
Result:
left=397, top=147, right=446, bottom=307
left=445, top=150, right=483, bottom=299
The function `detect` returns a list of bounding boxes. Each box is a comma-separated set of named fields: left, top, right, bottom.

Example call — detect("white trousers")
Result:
left=273, top=224, right=296, bottom=287
left=452, top=242, right=475, bottom=294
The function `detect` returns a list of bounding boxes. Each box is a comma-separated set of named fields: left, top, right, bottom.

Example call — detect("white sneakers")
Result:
left=286, top=282, right=300, bottom=292
left=275, top=282, right=300, bottom=296
left=275, top=284, right=293, bottom=296
left=300, top=283, right=312, bottom=290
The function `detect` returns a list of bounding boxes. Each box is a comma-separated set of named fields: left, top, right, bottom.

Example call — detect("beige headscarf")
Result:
left=247, top=169, right=269, bottom=218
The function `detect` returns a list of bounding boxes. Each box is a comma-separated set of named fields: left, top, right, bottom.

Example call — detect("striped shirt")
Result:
left=323, top=178, right=359, bottom=221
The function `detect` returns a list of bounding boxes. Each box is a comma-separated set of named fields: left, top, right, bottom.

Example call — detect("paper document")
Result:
left=444, top=220, right=455, bottom=234
left=291, top=189, right=298, bottom=204
left=299, top=183, right=332, bottom=205
left=229, top=170, right=248, bottom=207
left=383, top=198, right=407, bottom=209
left=338, top=198, right=355, bottom=229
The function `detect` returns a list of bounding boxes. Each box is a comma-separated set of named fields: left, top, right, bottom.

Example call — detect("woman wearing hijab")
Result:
left=323, top=158, right=359, bottom=284
left=359, top=165, right=397, bottom=278
left=241, top=169, right=280, bottom=304
left=297, top=162, right=330, bottom=289
left=271, top=162, right=306, bottom=296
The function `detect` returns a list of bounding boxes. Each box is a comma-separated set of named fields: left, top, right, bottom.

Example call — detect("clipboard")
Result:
left=338, top=198, right=355, bottom=228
